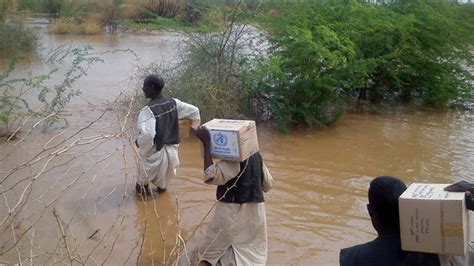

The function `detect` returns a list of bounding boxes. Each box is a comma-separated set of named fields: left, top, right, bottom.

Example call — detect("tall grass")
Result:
left=3, top=0, right=228, bottom=34
left=50, top=17, right=102, bottom=34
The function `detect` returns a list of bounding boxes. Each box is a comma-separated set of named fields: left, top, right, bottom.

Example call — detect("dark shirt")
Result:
left=340, top=235, right=440, bottom=266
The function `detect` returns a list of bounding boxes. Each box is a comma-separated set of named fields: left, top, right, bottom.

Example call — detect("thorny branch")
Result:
left=0, top=89, right=146, bottom=264
left=0, top=83, right=198, bottom=265
left=0, top=4, right=264, bottom=264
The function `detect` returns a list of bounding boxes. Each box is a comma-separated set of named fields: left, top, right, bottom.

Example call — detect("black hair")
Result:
left=369, top=176, right=407, bottom=228
left=143, top=74, right=165, bottom=92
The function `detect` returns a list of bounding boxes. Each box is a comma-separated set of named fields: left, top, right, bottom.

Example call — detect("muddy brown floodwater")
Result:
left=0, top=25, right=473, bottom=265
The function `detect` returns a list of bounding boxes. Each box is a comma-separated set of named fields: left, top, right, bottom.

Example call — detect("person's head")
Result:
left=142, top=74, right=165, bottom=99
left=367, top=176, right=407, bottom=236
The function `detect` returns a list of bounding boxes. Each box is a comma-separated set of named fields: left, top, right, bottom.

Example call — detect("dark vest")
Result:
left=216, top=152, right=265, bottom=204
left=340, top=235, right=441, bottom=266
left=147, top=96, right=179, bottom=151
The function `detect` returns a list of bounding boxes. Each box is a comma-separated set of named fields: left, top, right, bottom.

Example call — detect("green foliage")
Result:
left=7, top=0, right=222, bottom=33
left=0, top=21, right=38, bottom=58
left=151, top=33, right=244, bottom=122
left=39, top=45, right=103, bottom=130
left=18, top=0, right=39, bottom=11
left=129, top=16, right=189, bottom=30
left=140, top=0, right=187, bottom=19
left=0, top=45, right=103, bottom=137
left=249, top=0, right=474, bottom=131
left=143, top=3, right=259, bottom=122
left=40, top=0, right=63, bottom=14
left=125, top=2, right=221, bottom=32
left=0, top=58, right=27, bottom=135
left=388, top=1, right=474, bottom=106
left=0, top=56, right=53, bottom=136
left=0, top=0, right=12, bottom=20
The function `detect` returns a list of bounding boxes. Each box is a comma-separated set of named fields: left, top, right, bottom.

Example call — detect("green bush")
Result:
left=0, top=0, right=12, bottom=19
left=249, top=0, right=474, bottom=131
left=0, top=22, right=38, bottom=58
left=147, top=33, right=245, bottom=123
left=142, top=4, right=259, bottom=122
left=18, top=0, right=39, bottom=11
left=140, top=0, right=188, bottom=19
left=40, top=0, right=64, bottom=15
left=389, top=1, right=474, bottom=106
left=0, top=45, right=103, bottom=137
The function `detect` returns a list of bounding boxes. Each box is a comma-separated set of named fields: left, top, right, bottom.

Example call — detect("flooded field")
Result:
left=1, top=26, right=473, bottom=265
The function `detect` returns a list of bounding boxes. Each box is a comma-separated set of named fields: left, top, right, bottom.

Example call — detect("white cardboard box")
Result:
left=399, top=183, right=469, bottom=255
left=203, top=119, right=259, bottom=161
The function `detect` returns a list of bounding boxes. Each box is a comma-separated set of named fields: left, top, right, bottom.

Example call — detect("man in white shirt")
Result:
left=135, top=74, right=200, bottom=196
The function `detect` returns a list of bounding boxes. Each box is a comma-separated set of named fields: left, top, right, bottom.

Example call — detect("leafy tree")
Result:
left=248, top=0, right=474, bottom=131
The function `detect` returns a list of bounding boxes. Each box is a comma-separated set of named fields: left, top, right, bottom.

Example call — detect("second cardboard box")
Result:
left=399, top=183, right=469, bottom=256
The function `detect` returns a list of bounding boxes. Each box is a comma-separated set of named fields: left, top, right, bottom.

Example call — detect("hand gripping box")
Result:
left=399, top=183, right=469, bottom=255
left=203, top=119, right=259, bottom=161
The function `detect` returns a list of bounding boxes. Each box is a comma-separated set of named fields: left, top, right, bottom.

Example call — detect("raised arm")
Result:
left=195, top=126, right=213, bottom=171
left=195, top=126, right=240, bottom=186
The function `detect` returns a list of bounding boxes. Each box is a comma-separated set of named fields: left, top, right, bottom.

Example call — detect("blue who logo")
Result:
left=214, top=133, right=227, bottom=146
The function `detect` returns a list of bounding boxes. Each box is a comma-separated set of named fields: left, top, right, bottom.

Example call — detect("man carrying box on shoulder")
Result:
left=340, top=177, right=474, bottom=266
left=340, top=176, right=440, bottom=266
left=194, top=125, right=274, bottom=266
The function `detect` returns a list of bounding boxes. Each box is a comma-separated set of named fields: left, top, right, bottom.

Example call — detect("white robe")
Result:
left=439, top=211, right=474, bottom=266
left=438, top=243, right=474, bottom=266
left=197, top=159, right=274, bottom=266
left=136, top=98, right=200, bottom=189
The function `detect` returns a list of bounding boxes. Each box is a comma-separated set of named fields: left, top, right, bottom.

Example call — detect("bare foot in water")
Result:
left=135, top=183, right=152, bottom=197
left=156, top=187, right=167, bottom=194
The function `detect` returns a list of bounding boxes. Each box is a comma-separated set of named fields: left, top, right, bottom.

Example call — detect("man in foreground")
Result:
left=339, top=176, right=440, bottom=266
left=194, top=126, right=274, bottom=265
left=135, top=74, right=201, bottom=196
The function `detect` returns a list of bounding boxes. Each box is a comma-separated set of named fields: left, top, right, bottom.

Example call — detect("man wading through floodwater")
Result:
left=135, top=74, right=201, bottom=196
left=193, top=126, right=274, bottom=265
